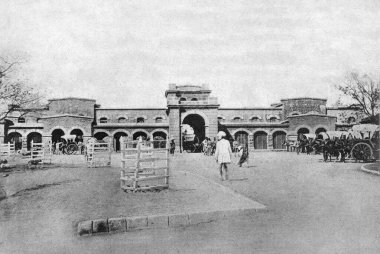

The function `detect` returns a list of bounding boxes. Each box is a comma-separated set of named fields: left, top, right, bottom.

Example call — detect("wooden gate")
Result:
left=235, top=131, right=248, bottom=145
left=254, top=131, right=267, bottom=149
left=273, top=131, right=286, bottom=150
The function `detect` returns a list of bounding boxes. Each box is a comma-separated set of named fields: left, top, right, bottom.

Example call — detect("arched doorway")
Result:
left=254, top=131, right=267, bottom=150
left=153, top=131, right=167, bottom=148
left=297, top=127, right=310, bottom=140
left=51, top=129, right=65, bottom=144
left=182, top=114, right=205, bottom=147
left=113, top=132, right=128, bottom=151
left=234, top=131, right=248, bottom=146
left=6, top=132, right=22, bottom=150
left=94, top=132, right=108, bottom=141
left=27, top=132, right=42, bottom=150
left=273, top=131, right=286, bottom=150
left=70, top=129, right=84, bottom=143
left=133, top=131, right=148, bottom=140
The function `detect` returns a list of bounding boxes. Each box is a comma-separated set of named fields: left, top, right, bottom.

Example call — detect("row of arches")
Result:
left=6, top=128, right=84, bottom=150
left=94, top=130, right=168, bottom=151
left=233, top=130, right=287, bottom=150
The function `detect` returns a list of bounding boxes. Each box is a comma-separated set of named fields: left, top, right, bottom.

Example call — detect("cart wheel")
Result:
left=66, top=144, right=77, bottom=155
left=351, top=142, right=373, bottom=162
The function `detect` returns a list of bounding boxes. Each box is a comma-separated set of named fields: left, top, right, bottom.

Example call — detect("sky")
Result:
left=0, top=0, right=379, bottom=108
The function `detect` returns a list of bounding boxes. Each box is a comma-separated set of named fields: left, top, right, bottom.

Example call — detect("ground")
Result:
left=0, top=152, right=379, bottom=253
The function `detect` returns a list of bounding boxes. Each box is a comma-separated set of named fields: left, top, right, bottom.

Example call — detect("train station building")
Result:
left=0, top=84, right=365, bottom=151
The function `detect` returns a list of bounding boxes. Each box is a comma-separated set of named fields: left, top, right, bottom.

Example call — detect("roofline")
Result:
left=48, top=97, right=96, bottom=102
left=287, top=114, right=337, bottom=118
left=96, top=108, right=167, bottom=110
left=39, top=114, right=93, bottom=119
left=280, top=97, right=327, bottom=101
left=219, top=107, right=282, bottom=110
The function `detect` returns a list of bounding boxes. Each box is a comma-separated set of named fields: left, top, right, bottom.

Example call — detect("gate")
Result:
left=273, top=131, right=286, bottom=149
left=254, top=131, right=267, bottom=149
left=235, top=131, right=248, bottom=146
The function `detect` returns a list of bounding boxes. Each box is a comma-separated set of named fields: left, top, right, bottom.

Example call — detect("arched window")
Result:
left=217, top=116, right=225, bottom=122
left=250, top=116, right=260, bottom=122
left=268, top=117, right=277, bottom=122
left=233, top=116, right=243, bottom=122
left=155, top=117, right=163, bottom=123
left=347, top=117, right=356, bottom=124
left=191, top=98, right=198, bottom=101
left=18, top=117, right=25, bottom=123
left=118, top=117, right=127, bottom=123
left=137, top=117, right=145, bottom=123
left=179, top=97, right=186, bottom=102
left=99, top=117, right=108, bottom=123
left=290, top=112, right=299, bottom=116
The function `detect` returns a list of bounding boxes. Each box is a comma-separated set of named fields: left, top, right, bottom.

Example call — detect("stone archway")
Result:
left=254, top=131, right=268, bottom=149
left=113, top=132, right=128, bottom=151
left=27, top=132, right=42, bottom=150
left=182, top=114, right=205, bottom=147
left=6, top=132, right=23, bottom=150
left=51, top=129, right=65, bottom=144
left=273, top=131, right=287, bottom=150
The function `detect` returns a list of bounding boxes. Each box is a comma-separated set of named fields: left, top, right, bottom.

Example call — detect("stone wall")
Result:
left=287, top=115, right=336, bottom=135
left=39, top=116, right=93, bottom=137
left=281, top=98, right=327, bottom=118
left=96, top=109, right=168, bottom=124
left=48, top=98, right=96, bottom=117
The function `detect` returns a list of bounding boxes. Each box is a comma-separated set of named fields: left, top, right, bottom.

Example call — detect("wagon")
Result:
left=349, top=124, right=379, bottom=162
left=58, top=134, right=81, bottom=155
left=182, top=133, right=201, bottom=153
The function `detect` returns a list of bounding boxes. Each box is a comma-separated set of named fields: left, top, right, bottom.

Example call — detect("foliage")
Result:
left=0, top=56, right=42, bottom=121
left=336, top=72, right=379, bottom=117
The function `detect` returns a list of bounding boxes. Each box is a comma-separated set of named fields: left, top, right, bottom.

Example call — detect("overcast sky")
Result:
left=1, top=0, right=379, bottom=108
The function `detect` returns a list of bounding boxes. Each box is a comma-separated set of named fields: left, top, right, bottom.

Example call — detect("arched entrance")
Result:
left=297, top=128, right=310, bottom=140
left=70, top=129, right=84, bottom=143
left=182, top=114, right=205, bottom=148
left=273, top=131, right=286, bottom=150
left=113, top=132, right=128, bottom=151
left=153, top=131, right=167, bottom=148
left=254, top=131, right=267, bottom=149
left=234, top=131, right=249, bottom=146
left=94, top=132, right=108, bottom=141
left=315, top=127, right=326, bottom=134
left=51, top=129, right=65, bottom=144
left=6, top=132, right=22, bottom=150
left=27, top=132, right=42, bottom=150
left=133, top=131, right=148, bottom=140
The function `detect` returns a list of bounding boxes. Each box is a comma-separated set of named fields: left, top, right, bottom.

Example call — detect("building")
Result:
left=1, top=84, right=366, bottom=151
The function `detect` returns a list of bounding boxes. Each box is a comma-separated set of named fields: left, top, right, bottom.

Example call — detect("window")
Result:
left=155, top=117, right=163, bottom=123
left=269, top=117, right=277, bottom=122
left=99, top=117, right=108, bottom=123
left=233, top=117, right=243, bottom=122
left=118, top=117, right=127, bottom=123
left=18, top=117, right=25, bottom=123
left=137, top=117, right=145, bottom=123
left=179, top=97, right=186, bottom=102
left=191, top=98, right=198, bottom=101
left=250, top=117, right=260, bottom=122
left=217, top=116, right=224, bottom=122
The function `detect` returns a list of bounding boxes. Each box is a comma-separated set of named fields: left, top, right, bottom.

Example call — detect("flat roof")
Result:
left=219, top=107, right=282, bottom=110
left=280, top=97, right=327, bottom=101
left=48, top=97, right=96, bottom=102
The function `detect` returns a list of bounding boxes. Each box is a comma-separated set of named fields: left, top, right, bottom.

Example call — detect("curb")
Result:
left=77, top=207, right=266, bottom=236
left=361, top=163, right=380, bottom=176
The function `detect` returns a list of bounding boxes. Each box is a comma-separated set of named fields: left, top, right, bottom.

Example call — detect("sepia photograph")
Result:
left=0, top=0, right=379, bottom=253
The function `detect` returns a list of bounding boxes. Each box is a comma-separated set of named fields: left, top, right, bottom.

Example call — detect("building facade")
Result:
left=1, top=84, right=366, bottom=151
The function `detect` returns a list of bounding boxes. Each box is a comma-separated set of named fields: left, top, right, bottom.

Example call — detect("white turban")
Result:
left=217, top=131, right=226, bottom=138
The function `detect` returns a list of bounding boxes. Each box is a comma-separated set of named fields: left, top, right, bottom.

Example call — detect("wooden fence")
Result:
left=120, top=138, right=169, bottom=192
left=85, top=139, right=112, bottom=168
left=0, top=142, right=15, bottom=157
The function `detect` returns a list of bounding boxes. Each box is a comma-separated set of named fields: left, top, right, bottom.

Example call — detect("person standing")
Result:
left=170, top=137, right=175, bottom=155
left=215, top=131, right=232, bottom=181
left=238, top=144, right=249, bottom=167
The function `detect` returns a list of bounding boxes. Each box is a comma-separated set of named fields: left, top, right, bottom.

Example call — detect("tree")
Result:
left=0, top=56, right=42, bottom=121
left=336, top=72, right=379, bottom=118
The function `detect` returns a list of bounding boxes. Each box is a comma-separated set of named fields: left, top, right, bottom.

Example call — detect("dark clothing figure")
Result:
left=170, top=140, right=175, bottom=155
left=238, top=145, right=249, bottom=167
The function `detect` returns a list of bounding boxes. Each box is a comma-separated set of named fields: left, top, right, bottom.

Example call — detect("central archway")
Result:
left=182, top=114, right=205, bottom=147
